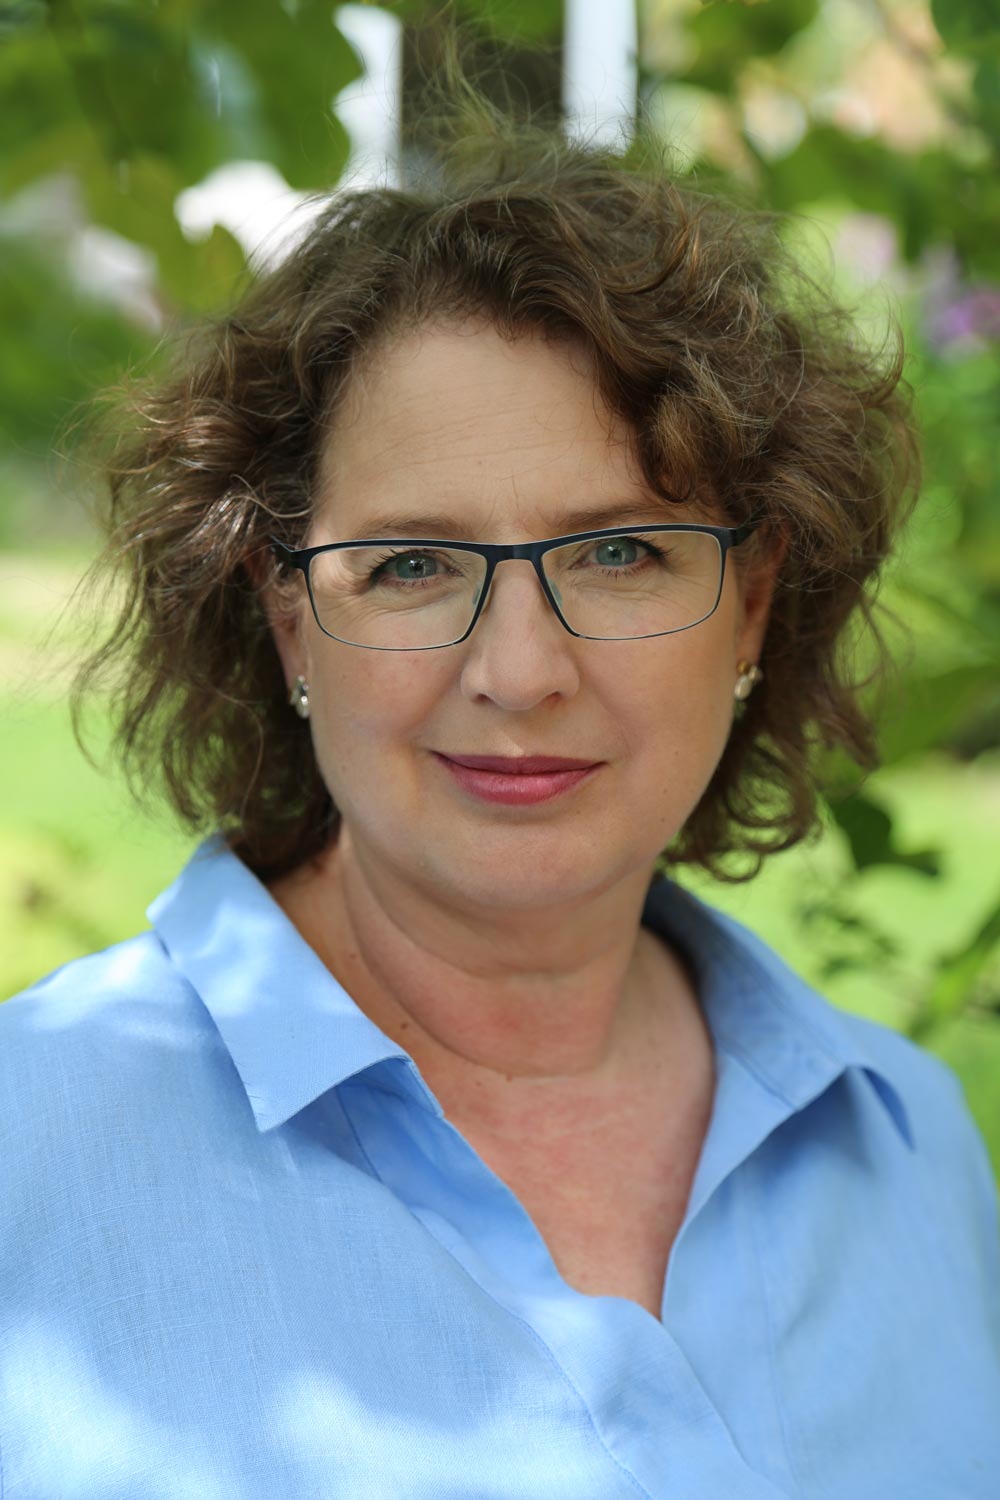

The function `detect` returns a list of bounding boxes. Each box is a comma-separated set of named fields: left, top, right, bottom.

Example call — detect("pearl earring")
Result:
left=734, top=660, right=763, bottom=701
left=289, top=675, right=310, bottom=719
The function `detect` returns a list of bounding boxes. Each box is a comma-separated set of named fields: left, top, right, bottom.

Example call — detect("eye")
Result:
left=376, top=552, right=436, bottom=578
left=578, top=535, right=669, bottom=571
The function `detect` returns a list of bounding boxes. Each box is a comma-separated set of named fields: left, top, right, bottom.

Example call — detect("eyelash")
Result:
left=366, top=536, right=671, bottom=582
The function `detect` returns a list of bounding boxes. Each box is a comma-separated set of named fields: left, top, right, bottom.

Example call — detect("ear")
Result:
left=244, top=546, right=306, bottom=692
left=734, top=529, right=787, bottom=665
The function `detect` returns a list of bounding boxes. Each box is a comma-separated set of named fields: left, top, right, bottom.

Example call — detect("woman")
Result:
left=2, top=120, right=998, bottom=1497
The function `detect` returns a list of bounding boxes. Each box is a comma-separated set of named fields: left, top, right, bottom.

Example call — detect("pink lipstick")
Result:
left=433, top=753, right=600, bottom=805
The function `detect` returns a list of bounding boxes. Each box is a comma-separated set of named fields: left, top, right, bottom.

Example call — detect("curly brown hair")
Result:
left=72, top=117, right=919, bottom=885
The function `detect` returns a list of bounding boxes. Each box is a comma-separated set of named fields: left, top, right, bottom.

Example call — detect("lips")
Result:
left=438, top=754, right=599, bottom=774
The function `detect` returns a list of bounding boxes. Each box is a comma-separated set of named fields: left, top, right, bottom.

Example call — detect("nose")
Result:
left=474, top=556, right=569, bottom=636
left=458, top=558, right=580, bottom=706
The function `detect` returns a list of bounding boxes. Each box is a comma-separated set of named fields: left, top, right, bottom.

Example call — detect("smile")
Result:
left=433, top=754, right=600, bottom=805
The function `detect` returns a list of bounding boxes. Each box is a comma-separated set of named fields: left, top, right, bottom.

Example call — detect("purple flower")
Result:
left=922, top=245, right=1000, bottom=352
left=931, top=288, right=1000, bottom=346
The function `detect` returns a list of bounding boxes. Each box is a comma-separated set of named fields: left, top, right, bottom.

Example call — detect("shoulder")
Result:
left=1, top=929, right=204, bottom=1040
left=0, top=933, right=223, bottom=1143
left=710, top=895, right=999, bottom=1262
left=664, top=881, right=999, bottom=1215
left=687, top=885, right=984, bottom=1132
left=836, top=1003, right=975, bottom=1136
left=833, top=1007, right=999, bottom=1238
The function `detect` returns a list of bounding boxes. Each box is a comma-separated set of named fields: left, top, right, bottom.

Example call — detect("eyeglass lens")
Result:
left=306, top=530, right=725, bottom=647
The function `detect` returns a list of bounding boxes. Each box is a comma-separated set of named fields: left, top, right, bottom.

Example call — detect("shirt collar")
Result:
left=148, top=835, right=435, bottom=1133
left=149, top=836, right=912, bottom=1147
left=641, top=874, right=913, bottom=1149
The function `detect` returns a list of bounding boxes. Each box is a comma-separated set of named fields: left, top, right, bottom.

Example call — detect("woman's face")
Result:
left=269, top=319, right=777, bottom=914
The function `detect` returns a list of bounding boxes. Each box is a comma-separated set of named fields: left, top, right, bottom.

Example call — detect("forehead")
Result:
left=314, top=319, right=651, bottom=529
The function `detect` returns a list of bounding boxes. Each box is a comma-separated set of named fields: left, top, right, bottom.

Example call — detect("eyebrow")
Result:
left=343, top=499, right=688, bottom=541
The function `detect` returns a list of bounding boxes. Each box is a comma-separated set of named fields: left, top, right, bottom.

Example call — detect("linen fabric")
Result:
left=1, top=834, right=998, bottom=1499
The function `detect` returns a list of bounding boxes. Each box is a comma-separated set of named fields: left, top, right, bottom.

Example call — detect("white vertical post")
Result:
left=563, top=0, right=638, bottom=147
left=334, top=5, right=404, bottom=189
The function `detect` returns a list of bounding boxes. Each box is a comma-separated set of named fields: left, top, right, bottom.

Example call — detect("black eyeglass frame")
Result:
left=269, top=516, right=759, bottom=650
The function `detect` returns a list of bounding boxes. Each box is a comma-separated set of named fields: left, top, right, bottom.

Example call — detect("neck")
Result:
left=269, top=825, right=700, bottom=1133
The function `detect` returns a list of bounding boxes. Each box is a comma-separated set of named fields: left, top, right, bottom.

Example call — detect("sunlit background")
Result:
left=2, top=0, right=998, bottom=1171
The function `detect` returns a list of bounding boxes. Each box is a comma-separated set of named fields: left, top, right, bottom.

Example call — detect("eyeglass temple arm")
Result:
left=269, top=537, right=301, bottom=571
left=731, top=509, right=765, bottom=545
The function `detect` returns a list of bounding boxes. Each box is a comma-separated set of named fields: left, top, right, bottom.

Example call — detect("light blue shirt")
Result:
left=2, top=834, right=998, bottom=1499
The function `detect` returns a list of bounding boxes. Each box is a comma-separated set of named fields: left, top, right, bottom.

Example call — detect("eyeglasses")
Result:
left=269, top=518, right=758, bottom=651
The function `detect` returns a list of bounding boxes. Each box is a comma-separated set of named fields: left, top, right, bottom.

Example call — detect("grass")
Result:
left=0, top=549, right=195, bottom=996
left=1, top=692, right=194, bottom=999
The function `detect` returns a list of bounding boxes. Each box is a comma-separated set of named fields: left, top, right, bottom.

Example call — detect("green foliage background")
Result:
left=1, top=0, right=998, bottom=1172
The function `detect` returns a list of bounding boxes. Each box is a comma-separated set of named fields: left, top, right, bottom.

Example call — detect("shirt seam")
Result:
left=717, top=1034, right=844, bottom=1115
left=331, top=1086, right=657, bottom=1500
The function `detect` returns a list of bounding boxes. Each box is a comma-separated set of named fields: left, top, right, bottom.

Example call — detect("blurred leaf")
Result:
left=891, top=577, right=1000, bottom=656
left=685, top=0, right=818, bottom=91
left=757, top=129, right=993, bottom=267
left=163, top=222, right=249, bottom=315
left=972, top=57, right=1000, bottom=146
left=915, top=888, right=1000, bottom=1035
left=390, top=0, right=563, bottom=44
left=2, top=0, right=358, bottom=264
left=795, top=891, right=901, bottom=988
left=45, top=0, right=220, bottom=179
left=81, top=150, right=247, bottom=309
left=930, top=0, right=1000, bottom=60
left=0, top=235, right=158, bottom=456
left=926, top=1013, right=1000, bottom=1180
left=826, top=791, right=940, bottom=876
left=206, top=0, right=357, bottom=189
left=0, top=19, right=81, bottom=192
left=878, top=664, right=1000, bottom=765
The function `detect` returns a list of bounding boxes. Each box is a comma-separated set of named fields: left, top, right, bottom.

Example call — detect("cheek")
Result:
left=627, top=629, right=735, bottom=731
left=308, top=652, right=449, bottom=779
left=623, top=640, right=735, bottom=792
